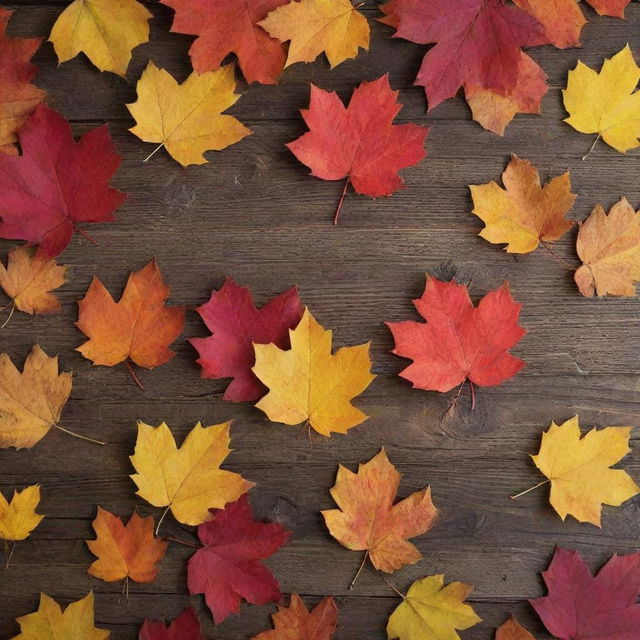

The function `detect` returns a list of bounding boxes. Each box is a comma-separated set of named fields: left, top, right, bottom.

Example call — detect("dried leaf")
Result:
left=0, top=485, right=43, bottom=541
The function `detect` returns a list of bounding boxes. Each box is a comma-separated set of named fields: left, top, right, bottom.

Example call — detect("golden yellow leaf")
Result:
left=322, top=448, right=438, bottom=573
left=260, top=0, right=369, bottom=69
left=563, top=44, right=640, bottom=153
left=11, top=592, right=109, bottom=640
left=130, top=421, right=254, bottom=527
left=0, top=345, right=72, bottom=449
left=386, top=575, right=481, bottom=640
left=531, top=416, right=639, bottom=526
left=0, top=246, right=66, bottom=314
left=470, top=155, right=575, bottom=253
left=252, top=308, right=375, bottom=436
left=127, top=62, right=251, bottom=167
left=575, top=197, right=640, bottom=297
left=49, top=0, right=151, bottom=77
left=0, top=485, right=43, bottom=541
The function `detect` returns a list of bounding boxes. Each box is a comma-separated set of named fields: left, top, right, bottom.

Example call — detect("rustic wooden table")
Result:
left=1, top=2, right=639, bottom=639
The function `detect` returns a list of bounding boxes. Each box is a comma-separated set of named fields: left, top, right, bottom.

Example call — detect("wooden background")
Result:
left=1, top=1, right=640, bottom=638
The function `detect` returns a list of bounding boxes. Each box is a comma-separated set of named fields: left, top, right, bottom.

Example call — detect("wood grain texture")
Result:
left=1, top=1, right=640, bottom=639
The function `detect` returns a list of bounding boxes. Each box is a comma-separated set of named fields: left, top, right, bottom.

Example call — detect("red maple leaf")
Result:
left=0, top=104, right=125, bottom=257
left=379, top=0, right=545, bottom=110
left=287, top=74, right=428, bottom=224
left=531, top=547, right=640, bottom=639
left=386, top=277, right=526, bottom=402
left=190, top=277, right=303, bottom=402
left=187, top=495, right=291, bottom=624
left=160, top=0, right=288, bottom=84
left=139, top=608, right=205, bottom=640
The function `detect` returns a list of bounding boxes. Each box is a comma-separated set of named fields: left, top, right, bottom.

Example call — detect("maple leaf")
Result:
left=496, top=617, right=536, bottom=640
left=465, top=53, right=548, bottom=136
left=187, top=495, right=290, bottom=624
left=0, top=246, right=66, bottom=315
left=259, top=0, right=369, bottom=69
left=161, top=0, right=288, bottom=84
left=322, top=448, right=437, bottom=575
left=470, top=155, right=576, bottom=253
left=514, top=0, right=585, bottom=48
left=86, top=507, right=168, bottom=583
left=49, top=0, right=151, bottom=77
left=387, top=277, right=526, bottom=400
left=140, top=608, right=206, bottom=640
left=252, top=594, right=338, bottom=640
left=574, top=198, right=640, bottom=297
left=528, top=416, right=639, bottom=526
left=564, top=44, right=640, bottom=153
left=0, top=345, right=72, bottom=449
left=379, top=0, right=545, bottom=110
left=0, top=8, right=45, bottom=155
left=253, top=308, right=375, bottom=436
left=0, top=485, right=43, bottom=541
left=287, top=74, right=428, bottom=224
left=386, top=574, right=481, bottom=640
left=11, top=592, right=110, bottom=640
left=76, top=259, right=185, bottom=381
left=587, top=0, right=632, bottom=17
left=127, top=62, right=251, bottom=167
left=530, top=547, right=640, bottom=639
left=190, top=277, right=303, bottom=402
left=0, top=104, right=125, bottom=257
left=130, top=420, right=254, bottom=528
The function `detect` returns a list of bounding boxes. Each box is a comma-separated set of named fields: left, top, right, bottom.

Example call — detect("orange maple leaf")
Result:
left=86, top=508, right=167, bottom=584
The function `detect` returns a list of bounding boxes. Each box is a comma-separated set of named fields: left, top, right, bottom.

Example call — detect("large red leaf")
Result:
left=387, top=276, right=526, bottom=393
left=379, top=0, right=545, bottom=110
left=190, top=277, right=303, bottom=402
left=160, top=0, right=288, bottom=84
left=187, top=495, right=291, bottom=624
left=139, top=608, right=205, bottom=640
left=531, top=547, right=640, bottom=639
left=0, top=104, right=125, bottom=257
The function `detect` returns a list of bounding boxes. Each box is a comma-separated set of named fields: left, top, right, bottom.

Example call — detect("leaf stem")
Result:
left=380, top=574, right=405, bottom=600
left=125, top=360, right=145, bottom=390
left=468, top=379, right=476, bottom=411
left=155, top=505, right=171, bottom=536
left=1, top=303, right=15, bottom=328
left=143, top=143, right=165, bottom=164
left=333, top=177, right=350, bottom=225
left=582, top=134, right=600, bottom=161
left=5, top=541, right=15, bottom=568
left=510, top=479, right=550, bottom=500
left=540, top=242, right=576, bottom=270
left=349, top=550, right=369, bottom=590
left=167, top=536, right=199, bottom=548
left=76, top=228, right=98, bottom=245
left=53, top=424, right=105, bottom=446
left=441, top=380, right=465, bottom=420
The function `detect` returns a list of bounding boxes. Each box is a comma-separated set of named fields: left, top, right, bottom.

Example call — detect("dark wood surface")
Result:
left=1, top=2, right=640, bottom=638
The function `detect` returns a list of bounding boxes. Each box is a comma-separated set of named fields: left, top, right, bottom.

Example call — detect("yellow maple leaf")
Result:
left=0, top=345, right=72, bottom=449
left=322, top=448, right=438, bottom=574
left=127, top=62, right=251, bottom=167
left=575, top=197, right=640, bottom=297
left=386, top=575, right=481, bottom=640
left=563, top=44, right=640, bottom=153
left=49, top=0, right=151, bottom=77
left=252, top=308, right=375, bottom=436
left=531, top=416, right=639, bottom=526
left=11, top=592, right=109, bottom=640
left=260, top=0, right=369, bottom=69
left=0, top=246, right=66, bottom=315
left=130, top=421, right=254, bottom=528
left=470, top=155, right=576, bottom=253
left=0, top=485, right=43, bottom=541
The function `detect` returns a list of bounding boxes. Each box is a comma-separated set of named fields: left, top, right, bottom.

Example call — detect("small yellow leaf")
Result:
left=470, top=155, right=575, bottom=254
left=574, top=197, right=640, bottom=297
left=260, top=0, right=369, bottom=69
left=49, top=0, right=151, bottom=77
left=130, top=421, right=254, bottom=526
left=127, top=62, right=251, bottom=167
left=0, top=246, right=66, bottom=314
left=0, top=345, right=72, bottom=449
left=563, top=44, right=640, bottom=153
left=253, top=308, right=375, bottom=436
left=387, top=575, right=481, bottom=640
left=11, top=592, right=109, bottom=640
left=0, top=485, right=43, bottom=541
left=532, top=416, right=640, bottom=526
